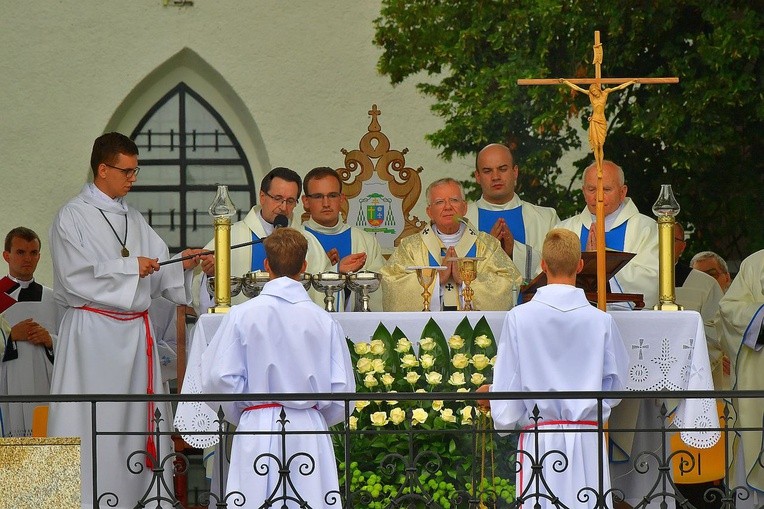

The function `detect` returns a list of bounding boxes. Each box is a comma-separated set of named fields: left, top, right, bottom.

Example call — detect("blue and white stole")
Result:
left=477, top=206, right=526, bottom=244
left=250, top=232, right=267, bottom=271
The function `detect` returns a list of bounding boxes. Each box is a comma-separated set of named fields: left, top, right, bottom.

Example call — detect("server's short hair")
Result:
left=542, top=229, right=581, bottom=277
left=264, top=228, right=308, bottom=277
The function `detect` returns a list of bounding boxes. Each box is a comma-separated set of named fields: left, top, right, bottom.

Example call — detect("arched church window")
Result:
left=128, top=82, right=255, bottom=252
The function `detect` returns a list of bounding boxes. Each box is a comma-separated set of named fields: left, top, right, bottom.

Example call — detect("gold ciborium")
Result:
left=445, top=257, right=484, bottom=311
left=406, top=266, right=444, bottom=311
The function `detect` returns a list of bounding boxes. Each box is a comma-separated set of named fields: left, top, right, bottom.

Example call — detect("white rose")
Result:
left=425, top=372, right=443, bottom=385
left=370, top=411, right=388, bottom=426
left=356, top=357, right=372, bottom=374
left=419, top=354, right=435, bottom=369
left=386, top=391, right=398, bottom=406
left=381, top=373, right=395, bottom=387
left=405, top=371, right=421, bottom=385
left=475, top=335, right=492, bottom=348
left=460, top=405, right=474, bottom=425
left=355, top=400, right=370, bottom=412
left=395, top=338, right=412, bottom=353
left=432, top=400, right=444, bottom=411
left=354, top=342, right=370, bottom=355
left=411, top=408, right=428, bottom=425
left=440, top=408, right=457, bottom=423
left=401, top=354, right=419, bottom=369
left=349, top=416, right=358, bottom=430
left=389, top=407, right=406, bottom=425
left=371, top=358, right=385, bottom=374
left=471, top=354, right=490, bottom=371
left=451, top=353, right=470, bottom=369
left=448, top=372, right=466, bottom=386
left=419, top=337, right=436, bottom=351
left=370, top=339, right=385, bottom=355
left=363, top=373, right=379, bottom=388
left=448, top=335, right=465, bottom=350
left=471, top=372, right=486, bottom=386
left=490, top=356, right=497, bottom=366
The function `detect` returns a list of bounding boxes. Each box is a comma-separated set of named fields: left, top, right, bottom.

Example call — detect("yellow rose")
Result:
left=370, top=339, right=385, bottom=355
left=460, top=405, right=474, bottom=425
left=415, top=388, right=427, bottom=393
left=411, top=408, right=428, bottom=425
left=401, top=354, right=419, bottom=369
left=386, top=391, right=398, bottom=406
left=348, top=416, right=358, bottom=430
left=395, top=338, right=412, bottom=353
left=471, top=372, right=486, bottom=386
left=456, top=387, right=469, bottom=402
left=363, top=373, right=379, bottom=388
left=381, top=373, right=395, bottom=387
left=420, top=354, right=435, bottom=369
left=432, top=400, right=444, bottom=411
left=440, top=408, right=457, bottom=423
left=475, top=335, right=492, bottom=348
left=451, top=353, right=470, bottom=369
left=425, top=372, right=443, bottom=385
left=389, top=407, right=406, bottom=425
left=471, top=354, right=490, bottom=371
left=356, top=357, right=372, bottom=374
left=448, top=335, right=465, bottom=350
left=371, top=358, right=385, bottom=374
left=490, top=356, right=497, bottom=366
left=405, top=371, right=421, bottom=385
left=370, top=411, right=388, bottom=426
left=448, top=372, right=466, bottom=386
left=355, top=400, right=370, bottom=412
left=354, top=342, right=370, bottom=355
left=419, top=337, right=436, bottom=351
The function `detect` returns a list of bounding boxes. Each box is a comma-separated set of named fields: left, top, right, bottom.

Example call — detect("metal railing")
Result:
left=1, top=390, right=761, bottom=509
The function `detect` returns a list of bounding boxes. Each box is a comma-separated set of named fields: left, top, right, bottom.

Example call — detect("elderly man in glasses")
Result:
left=297, top=167, right=385, bottom=311
left=381, top=178, right=522, bottom=311
left=194, top=167, right=331, bottom=312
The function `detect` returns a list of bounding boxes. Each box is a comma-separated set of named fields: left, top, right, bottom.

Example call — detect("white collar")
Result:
left=80, top=183, right=129, bottom=214
left=304, top=218, right=349, bottom=235
left=6, top=275, right=34, bottom=289
left=433, top=223, right=466, bottom=247
left=476, top=194, right=522, bottom=211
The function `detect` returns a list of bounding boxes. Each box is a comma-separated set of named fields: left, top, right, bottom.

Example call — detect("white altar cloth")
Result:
left=175, top=310, right=719, bottom=449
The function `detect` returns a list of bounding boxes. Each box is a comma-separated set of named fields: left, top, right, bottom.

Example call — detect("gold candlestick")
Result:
left=208, top=185, right=237, bottom=313
left=653, top=184, right=682, bottom=311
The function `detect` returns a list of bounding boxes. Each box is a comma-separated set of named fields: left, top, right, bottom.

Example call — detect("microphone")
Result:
left=273, top=214, right=289, bottom=229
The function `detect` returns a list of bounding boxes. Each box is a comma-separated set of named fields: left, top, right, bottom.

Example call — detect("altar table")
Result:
left=175, top=310, right=719, bottom=450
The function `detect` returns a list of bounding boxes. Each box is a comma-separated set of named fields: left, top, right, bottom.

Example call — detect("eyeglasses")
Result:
left=263, top=190, right=298, bottom=207
left=306, top=192, right=342, bottom=200
left=429, top=197, right=464, bottom=208
left=105, top=163, right=140, bottom=178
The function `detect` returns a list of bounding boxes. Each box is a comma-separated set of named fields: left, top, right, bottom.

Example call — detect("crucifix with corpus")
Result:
left=518, top=31, right=678, bottom=310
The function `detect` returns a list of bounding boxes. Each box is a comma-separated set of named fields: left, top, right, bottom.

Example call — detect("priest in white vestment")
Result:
left=299, top=167, right=385, bottom=311
left=47, top=133, right=207, bottom=509
left=465, top=144, right=560, bottom=282
left=201, top=227, right=355, bottom=508
left=0, top=227, right=57, bottom=437
left=557, top=160, right=659, bottom=309
left=193, top=167, right=330, bottom=313
left=479, top=228, right=629, bottom=509
left=719, top=249, right=764, bottom=494
left=381, top=178, right=522, bottom=311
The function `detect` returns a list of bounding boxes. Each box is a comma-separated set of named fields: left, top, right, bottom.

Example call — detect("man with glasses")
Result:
left=381, top=178, right=522, bottom=311
left=465, top=144, right=560, bottom=282
left=47, top=132, right=208, bottom=508
left=690, top=251, right=732, bottom=293
left=298, top=167, right=385, bottom=311
left=194, top=167, right=330, bottom=311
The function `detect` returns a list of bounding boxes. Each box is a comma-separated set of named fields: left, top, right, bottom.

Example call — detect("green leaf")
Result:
left=420, top=317, right=451, bottom=379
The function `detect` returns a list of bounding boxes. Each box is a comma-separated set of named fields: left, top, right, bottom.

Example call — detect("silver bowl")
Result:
left=346, top=271, right=381, bottom=312
left=311, top=272, right=347, bottom=312
left=206, top=276, right=242, bottom=298
left=241, top=270, right=270, bottom=298
left=300, top=272, right=313, bottom=291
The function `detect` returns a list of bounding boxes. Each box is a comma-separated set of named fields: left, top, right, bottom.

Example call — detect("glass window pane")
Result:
left=134, top=95, right=181, bottom=160
left=127, top=191, right=181, bottom=248
left=135, top=165, right=180, bottom=186
left=185, top=96, right=239, bottom=159
left=187, top=165, right=249, bottom=186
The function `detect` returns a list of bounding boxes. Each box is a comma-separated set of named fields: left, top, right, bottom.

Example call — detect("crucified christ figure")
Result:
left=559, top=79, right=638, bottom=169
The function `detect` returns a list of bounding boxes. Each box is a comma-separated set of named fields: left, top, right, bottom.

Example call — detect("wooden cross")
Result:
left=518, top=31, right=678, bottom=310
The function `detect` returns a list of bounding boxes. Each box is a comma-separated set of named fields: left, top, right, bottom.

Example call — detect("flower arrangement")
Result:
left=334, top=316, right=515, bottom=508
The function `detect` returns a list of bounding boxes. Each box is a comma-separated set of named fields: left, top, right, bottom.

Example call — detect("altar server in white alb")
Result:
left=48, top=132, right=207, bottom=509
left=300, top=166, right=385, bottom=311
left=557, top=160, right=659, bottom=309
left=192, top=167, right=330, bottom=312
left=465, top=144, right=560, bottom=282
left=201, top=227, right=355, bottom=508
left=478, top=228, right=629, bottom=509
left=381, top=178, right=522, bottom=311
left=718, top=249, right=764, bottom=493
left=0, top=227, right=56, bottom=437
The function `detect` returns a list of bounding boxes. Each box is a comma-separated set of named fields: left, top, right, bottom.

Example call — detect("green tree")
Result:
left=374, top=1, right=762, bottom=261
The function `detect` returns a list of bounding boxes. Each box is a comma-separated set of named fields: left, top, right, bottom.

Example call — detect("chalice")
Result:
left=300, top=272, right=313, bottom=291
left=311, top=271, right=347, bottom=312
left=406, top=266, right=444, bottom=311
left=207, top=276, right=242, bottom=298
left=241, top=270, right=270, bottom=298
left=346, top=270, right=381, bottom=312
left=445, top=257, right=484, bottom=311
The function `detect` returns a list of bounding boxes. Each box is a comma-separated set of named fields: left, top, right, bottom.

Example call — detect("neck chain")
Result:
left=99, top=209, right=130, bottom=257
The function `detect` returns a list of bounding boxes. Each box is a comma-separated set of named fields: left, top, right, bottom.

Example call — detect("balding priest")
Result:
left=381, top=178, right=522, bottom=311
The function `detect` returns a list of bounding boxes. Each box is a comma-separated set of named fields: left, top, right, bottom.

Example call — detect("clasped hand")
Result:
left=439, top=246, right=463, bottom=285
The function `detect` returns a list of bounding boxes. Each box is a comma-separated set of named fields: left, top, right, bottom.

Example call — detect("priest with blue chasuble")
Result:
left=557, top=160, right=659, bottom=309
left=381, top=178, right=522, bottom=311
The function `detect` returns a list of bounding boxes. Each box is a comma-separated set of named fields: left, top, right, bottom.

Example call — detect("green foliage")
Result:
left=374, top=0, right=763, bottom=259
